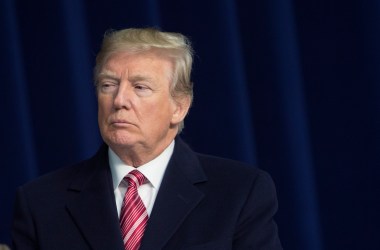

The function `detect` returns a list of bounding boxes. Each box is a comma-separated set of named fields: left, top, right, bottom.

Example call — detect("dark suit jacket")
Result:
left=12, top=138, right=282, bottom=249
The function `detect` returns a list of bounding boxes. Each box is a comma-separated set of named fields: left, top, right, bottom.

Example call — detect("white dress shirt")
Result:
left=109, top=141, right=174, bottom=217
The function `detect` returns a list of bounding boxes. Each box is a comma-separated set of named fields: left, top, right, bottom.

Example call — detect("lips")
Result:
left=107, top=116, right=133, bottom=126
left=111, top=119, right=129, bottom=124
left=111, top=119, right=133, bottom=125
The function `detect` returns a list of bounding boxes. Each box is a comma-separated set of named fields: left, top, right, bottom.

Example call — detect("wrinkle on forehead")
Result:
left=99, top=51, right=175, bottom=85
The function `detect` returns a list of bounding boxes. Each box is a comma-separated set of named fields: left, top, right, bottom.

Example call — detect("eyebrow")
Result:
left=128, top=75, right=154, bottom=82
left=97, top=70, right=119, bottom=81
left=97, top=71, right=154, bottom=84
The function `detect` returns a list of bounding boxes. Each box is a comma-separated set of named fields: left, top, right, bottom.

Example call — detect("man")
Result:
left=12, top=28, right=282, bottom=249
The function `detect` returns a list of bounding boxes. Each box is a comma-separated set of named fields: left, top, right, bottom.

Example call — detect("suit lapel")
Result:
left=65, top=145, right=124, bottom=250
left=140, top=138, right=207, bottom=250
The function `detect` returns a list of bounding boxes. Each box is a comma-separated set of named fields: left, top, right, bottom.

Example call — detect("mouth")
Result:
left=109, top=119, right=134, bottom=127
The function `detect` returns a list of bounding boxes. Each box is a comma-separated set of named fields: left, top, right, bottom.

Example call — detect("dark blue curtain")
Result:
left=1, top=0, right=379, bottom=249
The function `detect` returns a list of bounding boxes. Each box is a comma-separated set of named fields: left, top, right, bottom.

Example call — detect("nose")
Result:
left=113, top=83, right=132, bottom=110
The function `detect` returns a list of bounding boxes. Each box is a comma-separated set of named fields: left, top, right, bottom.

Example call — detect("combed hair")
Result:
left=94, top=28, right=194, bottom=132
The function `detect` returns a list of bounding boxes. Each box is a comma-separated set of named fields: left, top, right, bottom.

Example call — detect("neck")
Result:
left=110, top=137, right=175, bottom=167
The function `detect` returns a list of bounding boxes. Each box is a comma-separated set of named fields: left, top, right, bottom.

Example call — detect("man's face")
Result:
left=97, top=51, right=187, bottom=156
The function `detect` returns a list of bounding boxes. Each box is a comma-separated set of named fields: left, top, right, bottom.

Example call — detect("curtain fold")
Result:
left=60, top=0, right=101, bottom=157
left=0, top=0, right=38, bottom=242
left=266, top=1, right=323, bottom=249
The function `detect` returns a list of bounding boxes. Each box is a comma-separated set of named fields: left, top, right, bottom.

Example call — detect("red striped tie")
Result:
left=120, top=170, right=149, bottom=250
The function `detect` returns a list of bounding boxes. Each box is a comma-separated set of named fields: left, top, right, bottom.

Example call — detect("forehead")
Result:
left=101, top=50, right=174, bottom=75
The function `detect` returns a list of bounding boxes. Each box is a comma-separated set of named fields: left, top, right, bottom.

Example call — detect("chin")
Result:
left=102, top=131, right=138, bottom=148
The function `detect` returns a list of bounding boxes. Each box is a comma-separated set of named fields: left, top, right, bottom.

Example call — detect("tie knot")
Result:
left=125, top=170, right=146, bottom=188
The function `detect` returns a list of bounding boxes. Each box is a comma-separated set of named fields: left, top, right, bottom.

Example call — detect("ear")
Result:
left=170, top=95, right=191, bottom=125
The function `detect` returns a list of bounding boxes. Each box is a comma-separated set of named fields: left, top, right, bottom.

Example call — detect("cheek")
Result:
left=97, top=108, right=106, bottom=131
left=97, top=99, right=112, bottom=124
left=97, top=104, right=104, bottom=120
left=144, top=99, right=175, bottom=124
left=98, top=97, right=111, bottom=113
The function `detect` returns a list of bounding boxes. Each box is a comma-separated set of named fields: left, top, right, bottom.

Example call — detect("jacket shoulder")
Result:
left=196, top=153, right=263, bottom=179
left=20, top=158, right=91, bottom=195
left=21, top=144, right=107, bottom=191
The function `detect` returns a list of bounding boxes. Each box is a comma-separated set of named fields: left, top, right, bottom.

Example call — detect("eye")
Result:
left=135, top=84, right=148, bottom=90
left=134, top=83, right=153, bottom=96
left=98, top=81, right=118, bottom=93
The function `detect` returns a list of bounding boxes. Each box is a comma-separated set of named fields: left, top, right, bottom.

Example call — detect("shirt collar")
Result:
left=109, top=140, right=175, bottom=190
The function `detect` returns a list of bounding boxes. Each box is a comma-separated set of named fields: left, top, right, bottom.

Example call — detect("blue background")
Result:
left=1, top=0, right=379, bottom=249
